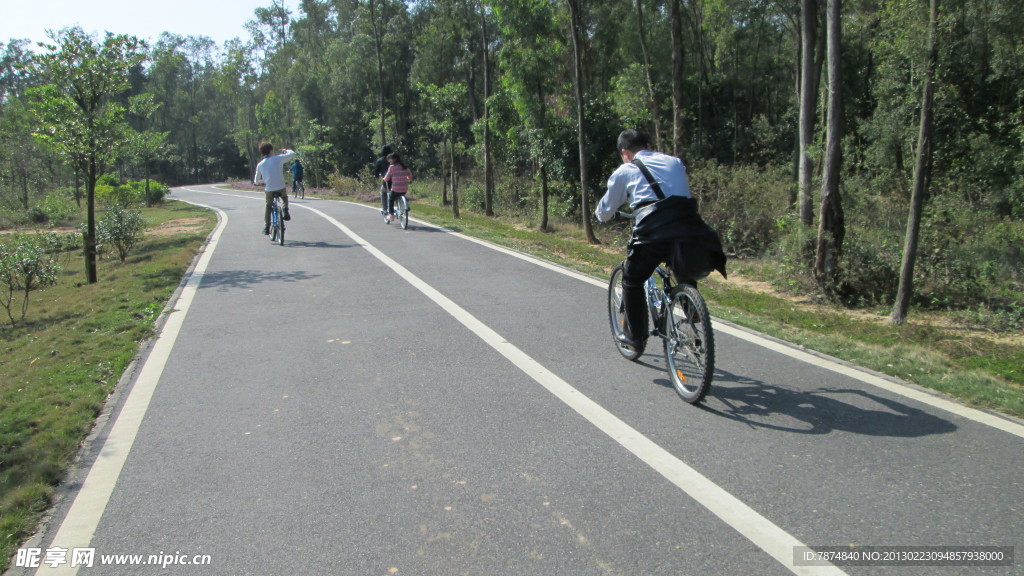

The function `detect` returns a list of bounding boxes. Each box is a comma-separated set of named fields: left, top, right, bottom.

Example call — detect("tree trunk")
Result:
left=442, top=139, right=450, bottom=206
left=540, top=164, right=550, bottom=231
left=670, top=0, right=685, bottom=156
left=814, top=0, right=844, bottom=291
left=892, top=0, right=938, bottom=325
left=451, top=147, right=461, bottom=219
left=635, top=0, right=661, bottom=149
left=84, top=160, right=98, bottom=284
left=368, top=0, right=387, bottom=147
left=567, top=0, right=598, bottom=244
left=798, top=0, right=819, bottom=225
left=479, top=2, right=494, bottom=217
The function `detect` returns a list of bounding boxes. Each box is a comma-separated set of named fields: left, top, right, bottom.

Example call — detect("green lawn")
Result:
left=0, top=201, right=215, bottom=572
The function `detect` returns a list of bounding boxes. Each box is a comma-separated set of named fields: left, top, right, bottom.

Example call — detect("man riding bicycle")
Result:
left=595, top=129, right=722, bottom=350
left=374, top=145, right=393, bottom=215
left=254, top=142, right=295, bottom=235
left=290, top=158, right=305, bottom=195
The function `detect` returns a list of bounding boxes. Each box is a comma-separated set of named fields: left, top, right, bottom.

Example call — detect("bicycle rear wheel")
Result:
left=663, top=284, right=714, bottom=404
left=398, top=196, right=409, bottom=229
left=271, top=203, right=285, bottom=245
left=608, top=263, right=645, bottom=361
left=277, top=207, right=285, bottom=245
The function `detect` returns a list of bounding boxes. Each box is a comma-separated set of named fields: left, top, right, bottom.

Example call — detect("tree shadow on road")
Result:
left=279, top=240, right=356, bottom=249
left=679, top=369, right=958, bottom=438
left=196, top=269, right=320, bottom=291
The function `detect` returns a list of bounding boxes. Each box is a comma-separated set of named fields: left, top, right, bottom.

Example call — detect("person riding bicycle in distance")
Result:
left=375, top=145, right=393, bottom=215
left=254, top=141, right=295, bottom=234
left=595, top=129, right=715, bottom=351
left=290, top=157, right=304, bottom=193
left=382, top=152, right=412, bottom=223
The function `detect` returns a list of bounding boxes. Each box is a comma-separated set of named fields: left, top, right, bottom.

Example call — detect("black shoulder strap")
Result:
left=631, top=158, right=666, bottom=200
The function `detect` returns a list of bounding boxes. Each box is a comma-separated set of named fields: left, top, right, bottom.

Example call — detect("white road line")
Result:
left=33, top=201, right=227, bottom=575
left=302, top=203, right=848, bottom=576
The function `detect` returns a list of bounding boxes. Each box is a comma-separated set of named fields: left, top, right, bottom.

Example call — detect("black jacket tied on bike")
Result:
left=630, top=161, right=728, bottom=284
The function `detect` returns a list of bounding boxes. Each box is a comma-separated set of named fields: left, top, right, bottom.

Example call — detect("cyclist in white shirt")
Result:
left=254, top=141, right=295, bottom=235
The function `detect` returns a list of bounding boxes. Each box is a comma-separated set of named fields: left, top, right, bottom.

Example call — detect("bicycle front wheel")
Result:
left=398, top=196, right=409, bottom=229
left=664, top=283, right=714, bottom=404
left=608, top=263, right=645, bottom=361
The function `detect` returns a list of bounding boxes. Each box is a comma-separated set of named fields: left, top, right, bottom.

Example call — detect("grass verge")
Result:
left=0, top=201, right=215, bottom=572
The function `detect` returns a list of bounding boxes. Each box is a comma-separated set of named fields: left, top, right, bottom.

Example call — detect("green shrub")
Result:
left=767, top=214, right=819, bottom=293
left=42, top=188, right=79, bottom=223
left=0, top=235, right=61, bottom=325
left=125, top=180, right=169, bottom=207
left=691, top=160, right=791, bottom=257
left=27, top=207, right=48, bottom=224
left=96, top=176, right=141, bottom=208
left=832, top=233, right=901, bottom=306
left=327, top=168, right=369, bottom=198
left=97, top=205, right=146, bottom=262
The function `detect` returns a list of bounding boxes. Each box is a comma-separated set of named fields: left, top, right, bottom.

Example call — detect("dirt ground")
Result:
left=146, top=217, right=209, bottom=237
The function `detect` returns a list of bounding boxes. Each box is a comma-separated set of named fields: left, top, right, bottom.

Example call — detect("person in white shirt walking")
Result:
left=253, top=141, right=295, bottom=235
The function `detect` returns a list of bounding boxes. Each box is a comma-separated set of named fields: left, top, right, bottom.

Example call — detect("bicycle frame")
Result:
left=645, top=266, right=674, bottom=336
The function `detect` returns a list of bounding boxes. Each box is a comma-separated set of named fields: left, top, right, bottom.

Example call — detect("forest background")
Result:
left=1, top=0, right=1022, bottom=326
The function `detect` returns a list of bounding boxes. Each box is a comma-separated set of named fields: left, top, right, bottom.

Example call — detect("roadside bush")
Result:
left=43, top=188, right=79, bottom=223
left=831, top=233, right=901, bottom=306
left=96, top=205, right=146, bottom=262
left=27, top=207, right=48, bottom=224
left=128, top=180, right=169, bottom=207
left=767, top=214, right=819, bottom=294
left=96, top=179, right=141, bottom=208
left=0, top=235, right=61, bottom=326
left=691, top=160, right=790, bottom=257
left=328, top=168, right=371, bottom=199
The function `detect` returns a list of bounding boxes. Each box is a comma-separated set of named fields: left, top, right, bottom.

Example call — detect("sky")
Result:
left=1, top=0, right=303, bottom=51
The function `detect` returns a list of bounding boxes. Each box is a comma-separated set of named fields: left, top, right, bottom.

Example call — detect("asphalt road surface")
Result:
left=13, top=185, right=1023, bottom=576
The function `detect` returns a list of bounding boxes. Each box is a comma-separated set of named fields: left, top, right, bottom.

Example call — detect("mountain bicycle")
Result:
left=292, top=179, right=305, bottom=199
left=386, top=193, right=409, bottom=230
left=269, top=191, right=286, bottom=246
left=607, top=212, right=715, bottom=404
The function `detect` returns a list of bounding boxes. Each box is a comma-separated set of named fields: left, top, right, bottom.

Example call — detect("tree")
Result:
left=0, top=235, right=61, bottom=326
left=492, top=0, right=565, bottom=231
left=478, top=0, right=495, bottom=217
left=813, top=0, right=844, bottom=290
left=31, top=28, right=147, bottom=284
left=892, top=0, right=939, bottom=325
left=567, top=0, right=598, bottom=244
left=634, top=0, right=662, bottom=149
left=296, top=119, right=333, bottom=189
left=798, top=0, right=823, bottom=225
left=421, top=82, right=467, bottom=217
left=670, top=0, right=685, bottom=156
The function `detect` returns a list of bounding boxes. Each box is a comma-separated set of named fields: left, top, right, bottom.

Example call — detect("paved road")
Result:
left=15, top=185, right=1023, bottom=576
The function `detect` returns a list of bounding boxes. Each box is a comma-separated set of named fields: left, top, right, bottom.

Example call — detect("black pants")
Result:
left=621, top=239, right=673, bottom=342
left=380, top=182, right=390, bottom=212
left=387, top=191, right=406, bottom=215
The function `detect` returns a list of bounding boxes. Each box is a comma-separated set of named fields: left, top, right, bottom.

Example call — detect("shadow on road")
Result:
left=196, top=269, right=320, bottom=290
left=674, top=369, right=958, bottom=438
